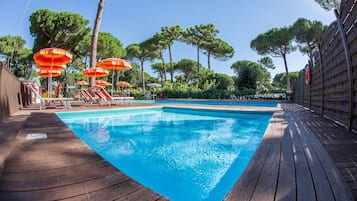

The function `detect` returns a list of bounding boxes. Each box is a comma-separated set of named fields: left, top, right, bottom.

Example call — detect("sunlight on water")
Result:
left=57, top=107, right=272, bottom=201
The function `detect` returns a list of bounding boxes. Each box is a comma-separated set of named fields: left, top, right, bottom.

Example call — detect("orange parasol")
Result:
left=96, top=58, right=132, bottom=95
left=33, top=48, right=72, bottom=65
left=116, top=81, right=131, bottom=88
left=75, top=81, right=89, bottom=86
left=37, top=70, right=62, bottom=77
left=34, top=48, right=72, bottom=106
left=82, top=67, right=109, bottom=78
left=36, top=63, right=67, bottom=71
left=96, top=80, right=112, bottom=87
left=96, top=58, right=132, bottom=70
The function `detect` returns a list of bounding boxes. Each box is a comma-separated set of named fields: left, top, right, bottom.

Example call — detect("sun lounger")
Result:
left=80, top=89, right=98, bottom=104
left=42, top=98, right=73, bottom=109
left=93, top=89, right=112, bottom=106
left=98, top=87, right=134, bottom=105
left=26, top=83, right=45, bottom=110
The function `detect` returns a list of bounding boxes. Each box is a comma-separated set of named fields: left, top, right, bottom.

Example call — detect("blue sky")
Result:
left=1, top=0, right=335, bottom=79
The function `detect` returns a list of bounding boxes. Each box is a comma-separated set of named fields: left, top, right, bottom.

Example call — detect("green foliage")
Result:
left=272, top=71, right=299, bottom=89
left=201, top=38, right=234, bottom=69
left=126, top=42, right=159, bottom=89
left=258, top=56, right=275, bottom=69
left=231, top=60, right=271, bottom=92
left=174, top=59, right=198, bottom=83
left=0, top=35, right=33, bottom=77
left=96, top=32, right=126, bottom=59
left=292, top=18, right=327, bottom=60
left=251, top=26, right=296, bottom=57
left=182, top=23, right=219, bottom=72
left=73, top=32, right=125, bottom=70
left=251, top=26, right=296, bottom=90
left=314, top=0, right=340, bottom=12
left=146, top=33, right=169, bottom=82
left=161, top=25, right=183, bottom=82
left=29, top=9, right=90, bottom=53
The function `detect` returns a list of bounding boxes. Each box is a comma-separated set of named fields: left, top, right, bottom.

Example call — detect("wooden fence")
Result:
left=0, top=62, right=24, bottom=119
left=293, top=0, right=357, bottom=130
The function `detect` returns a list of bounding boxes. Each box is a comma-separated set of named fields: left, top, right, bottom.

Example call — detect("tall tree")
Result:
left=231, top=60, right=271, bottom=92
left=151, top=62, right=167, bottom=84
left=126, top=42, right=158, bottom=90
left=0, top=35, right=32, bottom=76
left=314, top=0, right=340, bottom=12
left=272, top=71, right=299, bottom=89
left=182, top=24, right=218, bottom=73
left=89, top=0, right=106, bottom=87
left=145, top=33, right=168, bottom=82
left=29, top=9, right=90, bottom=52
left=251, top=26, right=296, bottom=91
left=175, top=59, right=198, bottom=83
left=161, top=25, right=183, bottom=82
left=201, top=38, right=234, bottom=70
left=292, top=18, right=326, bottom=63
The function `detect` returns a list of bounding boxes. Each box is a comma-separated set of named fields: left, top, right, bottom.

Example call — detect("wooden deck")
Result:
left=225, top=103, right=355, bottom=201
left=0, top=103, right=356, bottom=200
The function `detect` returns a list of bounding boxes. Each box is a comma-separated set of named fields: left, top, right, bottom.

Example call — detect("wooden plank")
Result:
left=250, top=114, right=283, bottom=201
left=291, top=118, right=335, bottom=201
left=289, top=120, right=316, bottom=201
left=223, top=118, right=274, bottom=201
left=275, top=123, right=296, bottom=201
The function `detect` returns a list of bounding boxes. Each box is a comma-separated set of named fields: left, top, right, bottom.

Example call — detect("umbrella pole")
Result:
left=111, top=69, right=114, bottom=96
left=48, top=69, right=53, bottom=106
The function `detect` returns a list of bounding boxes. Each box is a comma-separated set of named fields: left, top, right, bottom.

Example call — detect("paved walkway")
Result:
left=0, top=103, right=355, bottom=200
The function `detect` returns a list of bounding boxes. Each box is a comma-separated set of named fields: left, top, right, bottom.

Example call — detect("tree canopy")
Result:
left=314, top=0, right=340, bottom=12
left=29, top=9, right=90, bottom=53
left=231, top=60, right=271, bottom=92
left=161, top=25, right=183, bottom=82
left=0, top=35, right=32, bottom=77
left=201, top=38, right=234, bottom=69
left=251, top=26, right=296, bottom=91
left=292, top=18, right=327, bottom=62
left=272, top=71, right=299, bottom=89
left=182, top=23, right=218, bottom=73
left=126, top=41, right=159, bottom=89
left=175, top=59, right=198, bottom=83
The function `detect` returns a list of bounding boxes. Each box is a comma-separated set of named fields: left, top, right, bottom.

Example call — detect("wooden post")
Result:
left=318, top=46, right=324, bottom=116
left=334, top=9, right=353, bottom=130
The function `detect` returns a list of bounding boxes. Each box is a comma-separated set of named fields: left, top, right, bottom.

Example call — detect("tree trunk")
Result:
left=207, top=50, right=211, bottom=70
left=160, top=49, right=166, bottom=83
left=283, top=54, right=291, bottom=91
left=197, top=46, right=200, bottom=73
left=141, top=60, right=145, bottom=91
left=89, top=0, right=106, bottom=87
left=169, top=45, right=173, bottom=82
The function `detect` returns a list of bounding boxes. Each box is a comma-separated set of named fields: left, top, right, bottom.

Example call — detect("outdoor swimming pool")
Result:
left=57, top=107, right=273, bottom=201
left=132, top=99, right=278, bottom=107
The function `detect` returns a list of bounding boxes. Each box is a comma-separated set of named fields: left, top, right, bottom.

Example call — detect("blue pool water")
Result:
left=132, top=99, right=278, bottom=107
left=57, top=107, right=273, bottom=201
